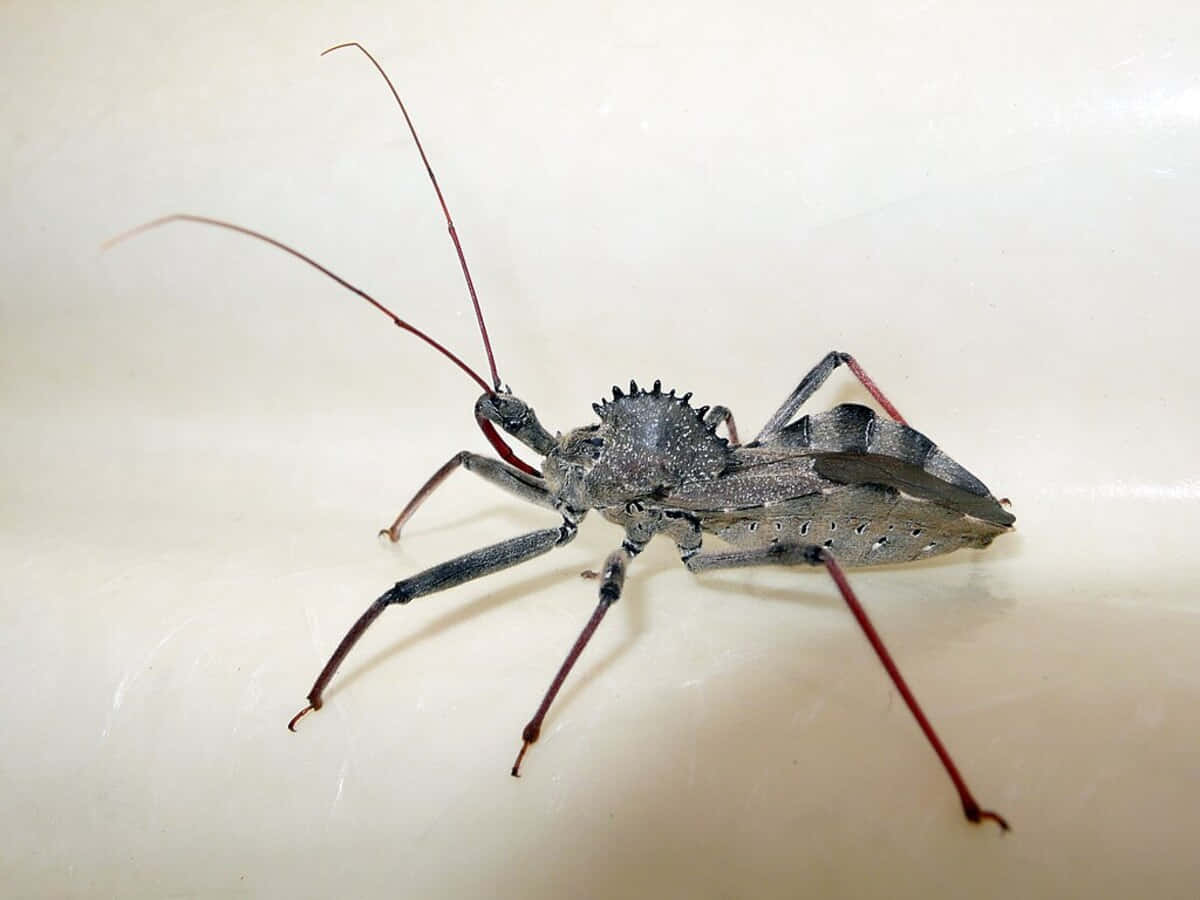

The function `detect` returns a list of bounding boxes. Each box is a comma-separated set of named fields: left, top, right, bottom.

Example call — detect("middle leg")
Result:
left=511, top=542, right=639, bottom=776
left=702, top=405, right=740, bottom=445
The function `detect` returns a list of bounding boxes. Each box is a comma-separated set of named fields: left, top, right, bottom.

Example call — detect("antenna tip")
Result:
left=320, top=41, right=358, bottom=57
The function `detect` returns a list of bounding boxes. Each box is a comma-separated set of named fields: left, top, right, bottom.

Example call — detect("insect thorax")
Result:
left=566, top=382, right=731, bottom=507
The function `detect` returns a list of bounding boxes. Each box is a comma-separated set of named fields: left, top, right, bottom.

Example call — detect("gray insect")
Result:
left=108, top=43, right=1013, bottom=831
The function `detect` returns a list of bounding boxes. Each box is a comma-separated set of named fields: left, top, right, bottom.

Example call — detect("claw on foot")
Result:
left=579, top=569, right=600, bottom=580
left=511, top=740, right=532, bottom=777
left=964, top=800, right=1011, bottom=832
left=378, top=527, right=402, bottom=542
left=288, top=703, right=317, bottom=732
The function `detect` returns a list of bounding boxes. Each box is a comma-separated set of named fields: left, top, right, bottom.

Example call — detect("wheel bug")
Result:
left=107, top=42, right=1014, bottom=831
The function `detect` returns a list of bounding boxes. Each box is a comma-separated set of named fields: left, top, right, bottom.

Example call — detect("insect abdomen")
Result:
left=708, top=487, right=1006, bottom=567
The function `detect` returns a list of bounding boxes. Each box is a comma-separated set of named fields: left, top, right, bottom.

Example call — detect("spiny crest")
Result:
left=591, top=379, right=722, bottom=436
left=582, top=379, right=731, bottom=501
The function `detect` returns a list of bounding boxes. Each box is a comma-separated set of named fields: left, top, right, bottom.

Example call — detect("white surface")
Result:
left=4, top=2, right=1199, bottom=897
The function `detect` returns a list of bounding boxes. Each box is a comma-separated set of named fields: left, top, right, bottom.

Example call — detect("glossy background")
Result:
left=4, top=1, right=1198, bottom=897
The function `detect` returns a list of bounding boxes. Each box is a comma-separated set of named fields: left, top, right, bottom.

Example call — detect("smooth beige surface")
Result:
left=4, top=2, right=1199, bottom=897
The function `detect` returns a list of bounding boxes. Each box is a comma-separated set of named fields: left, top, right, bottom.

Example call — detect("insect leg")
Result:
left=289, top=518, right=580, bottom=730
left=685, top=543, right=1008, bottom=831
left=755, top=351, right=908, bottom=442
left=511, top=543, right=639, bottom=776
left=702, top=405, right=740, bottom=445
left=380, top=452, right=550, bottom=541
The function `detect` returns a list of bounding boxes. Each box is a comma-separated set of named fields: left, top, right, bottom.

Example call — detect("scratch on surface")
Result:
left=328, top=754, right=351, bottom=826
left=680, top=677, right=705, bottom=788
left=791, top=696, right=827, bottom=728
left=1045, top=479, right=1200, bottom=501
left=303, top=605, right=322, bottom=653
left=235, top=660, right=270, bottom=733
left=877, top=0, right=944, bottom=24
left=103, top=615, right=199, bottom=738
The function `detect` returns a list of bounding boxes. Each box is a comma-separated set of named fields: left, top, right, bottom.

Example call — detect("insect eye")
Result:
left=493, top=397, right=528, bottom=424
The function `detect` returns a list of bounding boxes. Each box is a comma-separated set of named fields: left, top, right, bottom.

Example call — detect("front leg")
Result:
left=755, top=351, right=908, bottom=442
left=289, top=517, right=581, bottom=730
left=684, top=542, right=1008, bottom=831
left=381, top=451, right=551, bottom=541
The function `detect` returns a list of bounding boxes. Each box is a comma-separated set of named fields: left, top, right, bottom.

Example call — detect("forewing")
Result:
left=664, top=404, right=1013, bottom=528
left=663, top=447, right=825, bottom=511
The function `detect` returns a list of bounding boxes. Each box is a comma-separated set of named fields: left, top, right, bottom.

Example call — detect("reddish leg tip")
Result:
left=982, top=811, right=1011, bottom=832
left=964, top=800, right=1011, bottom=832
left=287, top=704, right=316, bottom=732
left=511, top=741, right=531, bottom=777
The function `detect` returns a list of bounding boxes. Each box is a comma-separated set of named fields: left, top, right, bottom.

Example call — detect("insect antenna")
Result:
left=105, top=42, right=546, bottom=476
left=104, top=214, right=539, bottom=476
left=103, top=214, right=492, bottom=393
left=322, top=41, right=501, bottom=393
